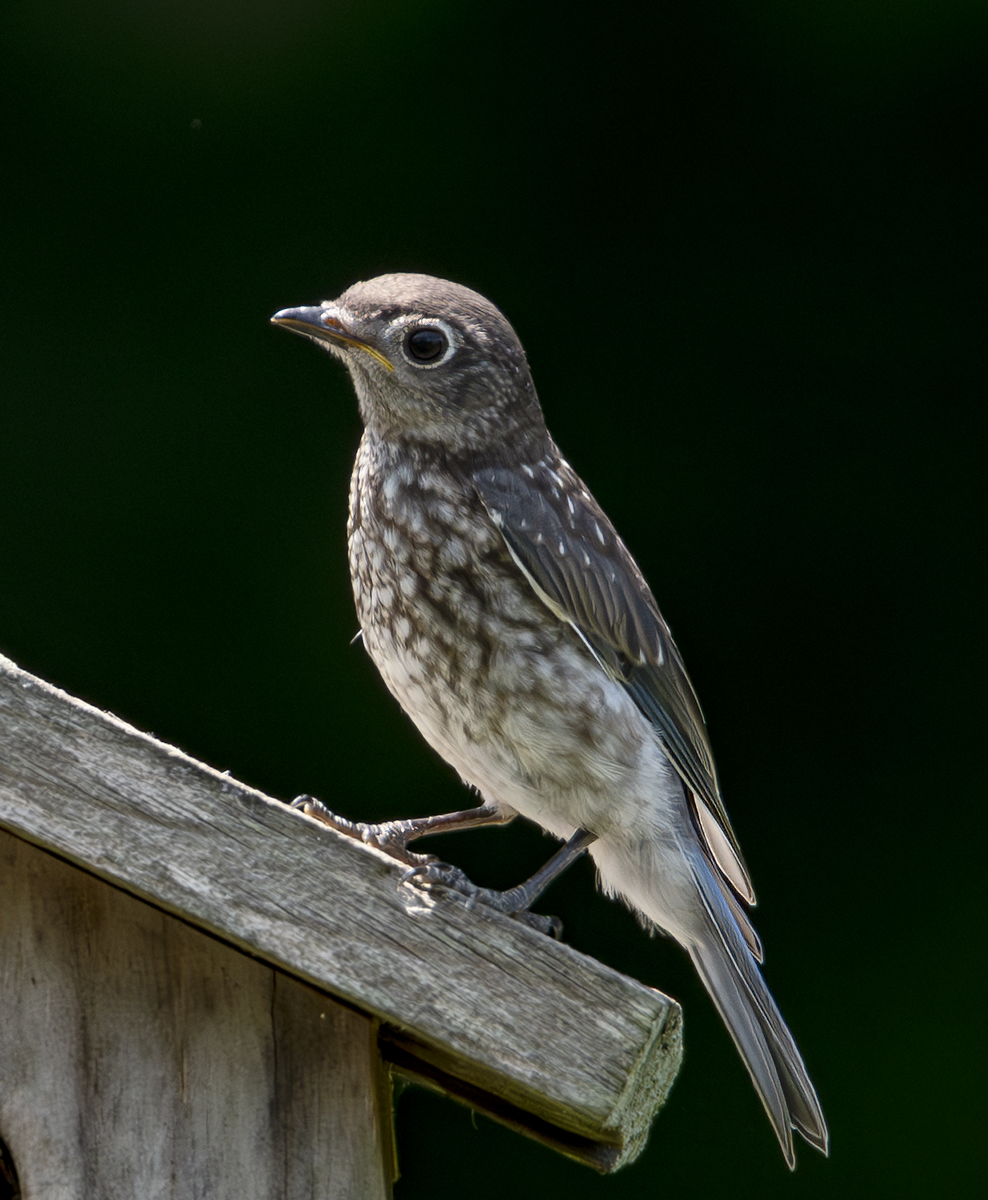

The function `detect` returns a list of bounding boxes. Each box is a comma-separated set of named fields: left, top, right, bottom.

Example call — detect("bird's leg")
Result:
left=406, top=827, right=597, bottom=938
left=290, top=796, right=511, bottom=867
left=292, top=794, right=594, bottom=937
left=491, top=827, right=597, bottom=911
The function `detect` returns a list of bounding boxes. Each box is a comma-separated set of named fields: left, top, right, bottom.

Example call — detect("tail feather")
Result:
left=690, top=859, right=829, bottom=1167
left=591, top=829, right=828, bottom=1164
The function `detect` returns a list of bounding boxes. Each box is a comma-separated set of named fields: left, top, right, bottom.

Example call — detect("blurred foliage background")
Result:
left=2, top=1, right=984, bottom=1195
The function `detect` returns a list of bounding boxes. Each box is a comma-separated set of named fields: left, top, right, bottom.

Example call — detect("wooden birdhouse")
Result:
left=0, top=656, right=680, bottom=1198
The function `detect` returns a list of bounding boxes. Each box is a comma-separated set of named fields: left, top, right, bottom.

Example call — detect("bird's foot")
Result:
left=400, top=862, right=564, bottom=939
left=290, top=795, right=435, bottom=868
left=290, top=795, right=582, bottom=938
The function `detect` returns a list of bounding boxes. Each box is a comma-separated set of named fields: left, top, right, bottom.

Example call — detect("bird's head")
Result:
left=272, top=273, right=549, bottom=465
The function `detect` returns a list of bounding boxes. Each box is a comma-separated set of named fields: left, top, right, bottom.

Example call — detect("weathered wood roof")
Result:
left=0, top=654, right=681, bottom=1171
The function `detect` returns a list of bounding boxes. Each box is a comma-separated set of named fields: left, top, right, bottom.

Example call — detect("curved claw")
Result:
left=290, top=793, right=318, bottom=812
left=400, top=861, right=476, bottom=895
left=519, top=912, right=564, bottom=939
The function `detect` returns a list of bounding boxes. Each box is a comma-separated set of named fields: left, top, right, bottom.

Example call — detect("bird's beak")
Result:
left=270, top=306, right=394, bottom=372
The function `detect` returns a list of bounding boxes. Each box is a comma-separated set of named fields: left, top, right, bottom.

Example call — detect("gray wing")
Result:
left=474, top=453, right=755, bottom=905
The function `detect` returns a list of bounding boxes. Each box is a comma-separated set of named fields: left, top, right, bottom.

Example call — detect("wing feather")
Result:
left=475, top=453, right=755, bottom=904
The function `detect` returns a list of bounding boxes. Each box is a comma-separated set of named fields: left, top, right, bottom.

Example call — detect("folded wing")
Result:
left=474, top=451, right=754, bottom=905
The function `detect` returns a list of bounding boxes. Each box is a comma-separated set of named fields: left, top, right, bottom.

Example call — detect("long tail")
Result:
left=687, top=856, right=829, bottom=1167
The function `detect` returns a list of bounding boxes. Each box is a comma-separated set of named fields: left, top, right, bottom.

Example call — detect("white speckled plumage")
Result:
left=349, top=430, right=679, bottom=852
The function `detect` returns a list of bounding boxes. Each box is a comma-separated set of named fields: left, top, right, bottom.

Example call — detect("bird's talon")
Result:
left=290, top=794, right=348, bottom=829
left=290, top=799, right=441, bottom=867
left=399, top=860, right=475, bottom=895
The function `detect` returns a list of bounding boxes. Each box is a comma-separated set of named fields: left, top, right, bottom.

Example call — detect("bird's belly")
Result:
left=360, top=600, right=684, bottom=846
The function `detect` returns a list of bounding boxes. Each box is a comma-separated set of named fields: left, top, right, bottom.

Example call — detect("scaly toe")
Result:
left=290, top=797, right=431, bottom=866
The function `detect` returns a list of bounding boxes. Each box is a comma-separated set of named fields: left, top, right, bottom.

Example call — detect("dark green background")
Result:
left=3, top=2, right=984, bottom=1195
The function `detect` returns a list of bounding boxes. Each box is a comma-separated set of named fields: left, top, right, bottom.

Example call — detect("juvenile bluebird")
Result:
left=271, top=274, right=828, bottom=1166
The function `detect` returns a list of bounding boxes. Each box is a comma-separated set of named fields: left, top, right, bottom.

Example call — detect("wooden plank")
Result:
left=0, top=829, right=394, bottom=1200
left=0, top=655, right=682, bottom=1170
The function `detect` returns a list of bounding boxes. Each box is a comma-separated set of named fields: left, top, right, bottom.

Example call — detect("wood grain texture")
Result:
left=0, top=829, right=394, bottom=1200
left=0, top=655, right=682, bottom=1170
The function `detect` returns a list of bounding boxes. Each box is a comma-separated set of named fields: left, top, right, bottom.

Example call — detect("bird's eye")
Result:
left=404, top=326, right=448, bottom=364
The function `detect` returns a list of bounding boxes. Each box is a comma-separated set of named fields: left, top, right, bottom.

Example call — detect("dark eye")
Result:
left=404, top=326, right=448, bottom=363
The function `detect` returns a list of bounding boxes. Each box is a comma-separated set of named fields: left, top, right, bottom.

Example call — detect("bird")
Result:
left=271, top=273, right=828, bottom=1167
